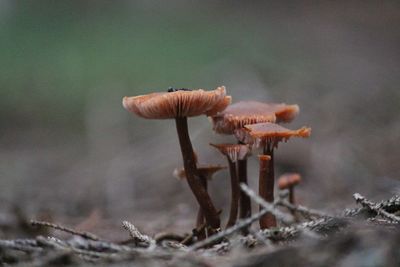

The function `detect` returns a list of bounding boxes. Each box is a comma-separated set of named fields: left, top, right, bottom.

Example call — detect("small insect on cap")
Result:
left=123, top=86, right=231, bottom=119
left=278, top=173, right=302, bottom=190
left=173, top=164, right=227, bottom=180
left=210, top=101, right=299, bottom=135
left=235, top=122, right=311, bottom=148
left=210, top=143, right=251, bottom=162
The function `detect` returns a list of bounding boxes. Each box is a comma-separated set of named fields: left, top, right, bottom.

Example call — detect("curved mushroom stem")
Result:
left=226, top=158, right=240, bottom=228
left=259, top=145, right=277, bottom=229
left=175, top=117, right=221, bottom=230
left=196, top=176, right=207, bottom=240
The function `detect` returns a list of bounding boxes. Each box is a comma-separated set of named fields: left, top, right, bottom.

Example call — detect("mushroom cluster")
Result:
left=123, top=86, right=311, bottom=238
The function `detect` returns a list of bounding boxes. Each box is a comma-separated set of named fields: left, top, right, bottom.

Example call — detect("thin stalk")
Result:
left=237, top=158, right=250, bottom=235
left=175, top=117, right=220, bottom=229
left=259, top=144, right=277, bottom=229
left=289, top=186, right=295, bottom=204
left=196, top=176, right=207, bottom=240
left=226, top=158, right=240, bottom=228
left=238, top=159, right=251, bottom=219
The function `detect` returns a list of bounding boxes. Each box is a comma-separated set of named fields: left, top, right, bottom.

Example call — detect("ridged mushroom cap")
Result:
left=123, top=86, right=231, bottom=119
left=210, top=143, right=251, bottom=162
left=210, top=101, right=299, bottom=135
left=235, top=122, right=311, bottom=148
left=278, top=173, right=302, bottom=189
left=173, top=164, right=227, bottom=180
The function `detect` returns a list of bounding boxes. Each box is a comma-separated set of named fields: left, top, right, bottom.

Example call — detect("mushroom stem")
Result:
left=288, top=186, right=295, bottom=204
left=237, top=140, right=251, bottom=234
left=237, top=158, right=251, bottom=218
left=196, top=176, right=207, bottom=240
left=259, top=146, right=277, bottom=229
left=226, top=158, right=240, bottom=228
left=175, top=117, right=220, bottom=230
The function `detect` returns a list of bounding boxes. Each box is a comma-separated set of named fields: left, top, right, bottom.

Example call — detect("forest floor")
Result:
left=1, top=185, right=399, bottom=267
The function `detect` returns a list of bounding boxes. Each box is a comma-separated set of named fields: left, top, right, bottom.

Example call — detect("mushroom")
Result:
left=123, top=86, right=231, bottom=230
left=235, top=122, right=311, bottom=229
left=278, top=173, right=301, bottom=205
left=210, top=143, right=251, bottom=227
left=210, top=101, right=299, bottom=222
left=211, top=101, right=299, bottom=135
left=174, top=164, right=226, bottom=239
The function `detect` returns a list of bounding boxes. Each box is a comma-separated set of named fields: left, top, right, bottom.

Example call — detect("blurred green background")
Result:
left=1, top=1, right=400, bottom=236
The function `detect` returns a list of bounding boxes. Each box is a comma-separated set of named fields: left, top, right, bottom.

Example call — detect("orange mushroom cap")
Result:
left=278, top=173, right=302, bottom=189
left=235, top=122, right=311, bottom=148
left=210, top=143, right=251, bottom=162
left=123, top=86, right=231, bottom=119
left=173, top=164, right=227, bottom=180
left=210, top=101, right=299, bottom=135
left=258, top=154, right=271, bottom=161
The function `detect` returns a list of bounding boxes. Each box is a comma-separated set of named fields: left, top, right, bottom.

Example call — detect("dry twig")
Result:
left=122, top=220, right=155, bottom=248
left=276, top=199, right=331, bottom=218
left=30, top=220, right=100, bottom=241
left=189, top=184, right=293, bottom=250
left=353, top=193, right=400, bottom=223
left=239, top=183, right=294, bottom=224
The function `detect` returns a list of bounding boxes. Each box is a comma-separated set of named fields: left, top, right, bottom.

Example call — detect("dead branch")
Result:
left=122, top=220, right=155, bottom=248
left=248, top=228, right=271, bottom=246
left=154, top=232, right=186, bottom=243
left=276, top=199, right=331, bottom=218
left=261, top=217, right=347, bottom=241
left=344, top=195, right=400, bottom=218
left=0, top=239, right=42, bottom=253
left=189, top=184, right=294, bottom=250
left=239, top=183, right=294, bottom=224
left=353, top=193, right=400, bottom=223
left=30, top=220, right=100, bottom=241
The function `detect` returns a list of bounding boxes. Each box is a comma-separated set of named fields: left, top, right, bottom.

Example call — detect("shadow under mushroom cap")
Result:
left=123, top=86, right=230, bottom=119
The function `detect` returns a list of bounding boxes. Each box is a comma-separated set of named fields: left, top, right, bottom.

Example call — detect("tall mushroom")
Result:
left=210, top=143, right=251, bottom=227
left=123, top=86, right=231, bottom=230
left=210, top=101, right=299, bottom=222
left=235, top=122, right=311, bottom=229
left=174, top=164, right=226, bottom=239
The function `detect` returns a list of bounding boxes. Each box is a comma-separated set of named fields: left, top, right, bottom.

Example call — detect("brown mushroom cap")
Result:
left=173, top=164, right=227, bottom=180
left=258, top=154, right=271, bottom=161
left=235, top=122, right=311, bottom=148
left=278, top=173, right=302, bottom=189
left=210, top=143, right=251, bottom=162
left=273, top=103, right=299, bottom=123
left=210, top=101, right=299, bottom=135
left=123, top=86, right=230, bottom=119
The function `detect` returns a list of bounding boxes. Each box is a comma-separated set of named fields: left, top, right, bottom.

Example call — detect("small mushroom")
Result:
left=210, top=143, right=251, bottom=227
left=123, top=86, right=231, bottom=230
left=174, top=164, right=226, bottom=239
left=211, top=101, right=299, bottom=135
left=235, top=122, right=311, bottom=229
left=210, top=101, right=299, bottom=223
left=278, top=173, right=301, bottom=205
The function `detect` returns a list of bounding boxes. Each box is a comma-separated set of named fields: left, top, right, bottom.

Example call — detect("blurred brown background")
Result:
left=1, top=1, right=399, bottom=235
